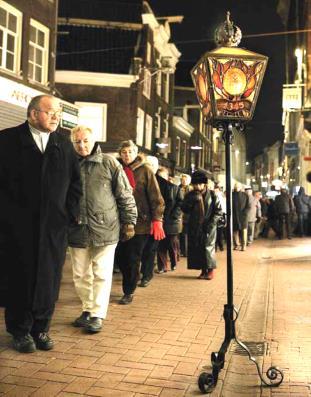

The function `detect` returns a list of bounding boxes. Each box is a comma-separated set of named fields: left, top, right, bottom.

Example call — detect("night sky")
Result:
left=148, top=0, right=286, bottom=159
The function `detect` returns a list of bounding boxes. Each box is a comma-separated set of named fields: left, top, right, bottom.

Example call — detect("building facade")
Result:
left=56, top=0, right=182, bottom=172
left=0, top=0, right=78, bottom=131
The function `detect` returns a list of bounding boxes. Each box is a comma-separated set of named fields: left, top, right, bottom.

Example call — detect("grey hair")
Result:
left=118, top=140, right=138, bottom=154
left=70, top=125, right=92, bottom=141
left=27, top=95, right=55, bottom=117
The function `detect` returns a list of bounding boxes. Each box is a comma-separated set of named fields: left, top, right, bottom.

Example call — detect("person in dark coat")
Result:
left=262, top=198, right=278, bottom=238
left=274, top=188, right=295, bottom=239
left=156, top=167, right=183, bottom=273
left=69, top=126, right=137, bottom=333
left=0, top=95, right=82, bottom=353
left=293, top=187, right=310, bottom=237
left=179, top=174, right=192, bottom=257
left=232, top=183, right=250, bottom=251
left=181, top=171, right=222, bottom=280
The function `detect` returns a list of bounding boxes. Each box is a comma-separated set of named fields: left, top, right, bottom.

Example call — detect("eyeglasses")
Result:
left=35, top=109, right=63, bottom=118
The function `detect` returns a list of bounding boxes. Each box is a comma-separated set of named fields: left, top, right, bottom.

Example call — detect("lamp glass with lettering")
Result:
left=191, top=31, right=267, bottom=125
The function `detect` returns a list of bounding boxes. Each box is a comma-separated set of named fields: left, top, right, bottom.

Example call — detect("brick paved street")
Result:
left=1, top=237, right=311, bottom=396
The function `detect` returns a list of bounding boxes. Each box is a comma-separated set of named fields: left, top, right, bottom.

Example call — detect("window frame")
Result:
left=176, top=136, right=181, bottom=166
left=136, top=107, right=145, bottom=147
left=0, top=0, right=22, bottom=75
left=28, top=18, right=49, bottom=85
left=145, top=113, right=153, bottom=150
left=142, top=68, right=151, bottom=99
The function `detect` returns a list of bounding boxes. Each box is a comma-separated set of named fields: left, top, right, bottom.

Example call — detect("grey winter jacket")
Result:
left=68, top=150, right=137, bottom=248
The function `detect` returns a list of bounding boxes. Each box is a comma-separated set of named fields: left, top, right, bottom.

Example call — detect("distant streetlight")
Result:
left=191, top=11, right=283, bottom=393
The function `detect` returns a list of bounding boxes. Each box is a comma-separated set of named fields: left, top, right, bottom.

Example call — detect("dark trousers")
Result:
left=262, top=219, right=278, bottom=237
left=179, top=228, right=188, bottom=256
left=277, top=213, right=291, bottom=238
left=115, top=234, right=149, bottom=295
left=297, top=213, right=308, bottom=236
left=216, top=226, right=225, bottom=250
left=157, top=234, right=179, bottom=271
left=5, top=306, right=54, bottom=337
left=140, top=236, right=159, bottom=282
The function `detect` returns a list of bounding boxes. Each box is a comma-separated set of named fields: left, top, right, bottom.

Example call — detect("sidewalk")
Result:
left=0, top=237, right=311, bottom=396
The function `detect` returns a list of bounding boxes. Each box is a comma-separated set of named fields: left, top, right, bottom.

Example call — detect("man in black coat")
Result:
left=232, top=183, right=250, bottom=251
left=274, top=188, right=295, bottom=239
left=0, top=95, right=82, bottom=353
left=182, top=171, right=222, bottom=280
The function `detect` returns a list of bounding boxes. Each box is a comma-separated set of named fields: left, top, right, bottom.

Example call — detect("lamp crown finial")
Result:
left=215, top=11, right=242, bottom=48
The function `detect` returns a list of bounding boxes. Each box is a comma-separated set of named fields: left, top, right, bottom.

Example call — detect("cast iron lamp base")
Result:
left=197, top=122, right=284, bottom=394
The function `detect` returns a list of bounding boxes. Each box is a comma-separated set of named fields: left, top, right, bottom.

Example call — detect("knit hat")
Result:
left=191, top=170, right=208, bottom=184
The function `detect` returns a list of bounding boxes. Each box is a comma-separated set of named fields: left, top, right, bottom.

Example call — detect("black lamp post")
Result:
left=191, top=12, right=284, bottom=393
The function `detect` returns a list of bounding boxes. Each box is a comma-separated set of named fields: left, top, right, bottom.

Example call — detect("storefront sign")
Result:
left=0, top=76, right=41, bottom=108
left=0, top=75, right=78, bottom=129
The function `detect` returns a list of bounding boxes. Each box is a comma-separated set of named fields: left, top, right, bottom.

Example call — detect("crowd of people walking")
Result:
left=1, top=94, right=310, bottom=353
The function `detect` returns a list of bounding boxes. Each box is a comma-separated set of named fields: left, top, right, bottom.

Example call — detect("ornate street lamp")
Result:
left=191, top=12, right=284, bottom=393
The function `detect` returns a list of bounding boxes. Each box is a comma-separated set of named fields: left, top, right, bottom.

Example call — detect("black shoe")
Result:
left=13, top=334, right=36, bottom=353
left=72, top=311, right=91, bottom=327
left=32, top=333, right=54, bottom=351
left=85, top=317, right=102, bottom=333
left=171, top=266, right=176, bottom=271
left=119, top=294, right=133, bottom=305
left=138, top=279, right=149, bottom=287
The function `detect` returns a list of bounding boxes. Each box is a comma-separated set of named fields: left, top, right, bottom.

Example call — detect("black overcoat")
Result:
left=232, top=190, right=250, bottom=231
left=0, top=122, right=82, bottom=309
left=156, top=175, right=183, bottom=235
left=182, top=189, right=222, bottom=270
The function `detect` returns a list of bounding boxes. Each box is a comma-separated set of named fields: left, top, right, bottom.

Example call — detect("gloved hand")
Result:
left=120, top=224, right=135, bottom=242
left=150, top=220, right=165, bottom=240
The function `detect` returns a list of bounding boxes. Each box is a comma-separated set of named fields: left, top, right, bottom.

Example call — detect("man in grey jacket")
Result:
left=69, top=126, right=137, bottom=333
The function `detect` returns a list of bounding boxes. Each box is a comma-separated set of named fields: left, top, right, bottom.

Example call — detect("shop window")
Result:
left=28, top=19, right=49, bottom=85
left=0, top=1, right=22, bottom=74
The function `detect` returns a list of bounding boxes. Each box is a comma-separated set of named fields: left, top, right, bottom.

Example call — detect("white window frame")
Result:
left=164, top=72, right=170, bottom=103
left=142, top=68, right=151, bottom=99
left=182, top=140, right=187, bottom=168
left=163, top=114, right=169, bottom=138
left=28, top=18, right=49, bottom=85
left=176, top=136, right=181, bottom=166
left=146, top=42, right=151, bottom=64
left=136, top=107, right=144, bottom=146
left=145, top=113, right=153, bottom=150
left=155, top=107, right=161, bottom=138
left=0, top=0, right=22, bottom=74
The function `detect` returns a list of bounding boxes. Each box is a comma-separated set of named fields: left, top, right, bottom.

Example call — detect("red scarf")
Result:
left=123, top=165, right=136, bottom=189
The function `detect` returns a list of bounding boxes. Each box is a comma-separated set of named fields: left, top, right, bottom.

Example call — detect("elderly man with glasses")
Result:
left=0, top=94, right=82, bottom=353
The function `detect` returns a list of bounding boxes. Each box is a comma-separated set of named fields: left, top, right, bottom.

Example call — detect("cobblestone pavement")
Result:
left=0, top=237, right=311, bottom=396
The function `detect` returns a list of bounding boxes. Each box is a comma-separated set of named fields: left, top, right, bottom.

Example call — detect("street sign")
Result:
left=61, top=103, right=79, bottom=129
left=303, top=156, right=311, bottom=161
left=284, top=142, right=299, bottom=156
